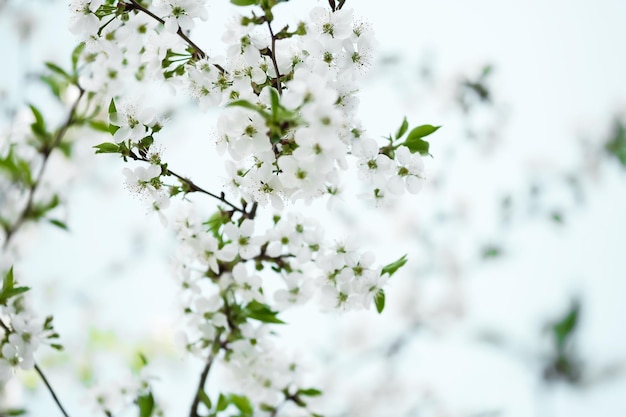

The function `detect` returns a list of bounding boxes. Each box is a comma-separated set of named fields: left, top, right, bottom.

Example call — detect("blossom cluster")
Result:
left=68, top=0, right=430, bottom=414
left=72, top=0, right=428, bottom=213
left=0, top=269, right=61, bottom=384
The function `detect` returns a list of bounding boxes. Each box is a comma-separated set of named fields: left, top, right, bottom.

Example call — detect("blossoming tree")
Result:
left=0, top=0, right=441, bottom=415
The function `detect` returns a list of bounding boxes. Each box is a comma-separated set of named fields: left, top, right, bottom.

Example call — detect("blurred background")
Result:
left=1, top=0, right=626, bottom=416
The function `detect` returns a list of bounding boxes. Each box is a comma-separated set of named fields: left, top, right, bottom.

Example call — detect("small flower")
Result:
left=122, top=164, right=162, bottom=195
left=387, top=146, right=425, bottom=195
left=153, top=0, right=208, bottom=34
left=110, top=102, right=156, bottom=143
left=222, top=219, right=262, bottom=259
left=232, top=263, right=264, bottom=303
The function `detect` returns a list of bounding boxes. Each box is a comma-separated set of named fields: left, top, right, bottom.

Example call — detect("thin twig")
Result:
left=125, top=0, right=226, bottom=73
left=266, top=21, right=283, bottom=96
left=34, top=364, right=71, bottom=417
left=188, top=355, right=215, bottom=417
left=2, top=87, right=85, bottom=250
left=129, top=152, right=254, bottom=218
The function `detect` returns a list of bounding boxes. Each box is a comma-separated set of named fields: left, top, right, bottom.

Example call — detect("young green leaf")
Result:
left=108, top=98, right=117, bottom=116
left=136, top=392, right=155, bottom=417
left=395, top=117, right=409, bottom=139
left=298, top=388, right=322, bottom=397
left=216, top=394, right=228, bottom=412
left=88, top=120, right=111, bottom=133
left=231, top=0, right=258, bottom=5
left=71, top=42, right=85, bottom=73
left=4, top=409, right=26, bottom=416
left=197, top=389, right=212, bottom=410
left=0, top=268, right=30, bottom=305
left=403, top=124, right=440, bottom=155
left=44, top=62, right=71, bottom=81
left=402, top=138, right=429, bottom=155
left=245, top=300, right=286, bottom=324
left=29, top=104, right=47, bottom=138
left=93, top=142, right=120, bottom=154
left=227, top=99, right=271, bottom=120
left=406, top=124, right=440, bottom=141
left=269, top=87, right=280, bottom=119
left=227, top=394, right=253, bottom=417
left=48, top=219, right=69, bottom=231
left=552, top=301, right=580, bottom=352
left=381, top=254, right=407, bottom=277
left=374, top=289, right=385, bottom=314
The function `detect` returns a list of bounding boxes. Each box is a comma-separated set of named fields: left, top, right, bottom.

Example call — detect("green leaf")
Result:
left=29, top=104, right=47, bottom=137
left=374, top=289, right=385, bottom=314
left=136, top=392, right=155, bottom=417
left=403, top=124, right=440, bottom=155
left=395, top=117, right=409, bottom=139
left=48, top=219, right=69, bottom=231
left=227, top=99, right=270, bottom=120
left=203, top=211, right=229, bottom=238
left=245, top=300, right=285, bottom=324
left=381, top=254, right=407, bottom=277
left=230, top=0, right=258, bottom=5
left=88, top=120, right=112, bottom=133
left=197, top=389, right=212, bottom=410
left=44, top=62, right=71, bottom=80
left=298, top=388, right=322, bottom=397
left=605, top=120, right=626, bottom=167
left=108, top=99, right=121, bottom=135
left=551, top=211, right=564, bottom=224
left=227, top=394, right=253, bottom=417
left=40, top=74, right=63, bottom=98
left=3, top=409, right=26, bottom=416
left=108, top=98, right=117, bottom=116
left=57, top=141, right=73, bottom=158
left=481, top=245, right=502, bottom=259
left=552, top=301, right=580, bottom=352
left=216, top=394, right=228, bottom=411
left=0, top=268, right=30, bottom=305
left=269, top=87, right=280, bottom=119
left=94, top=142, right=120, bottom=154
left=403, top=139, right=429, bottom=156
left=2, top=267, right=15, bottom=295
left=72, top=42, right=85, bottom=73
left=406, top=124, right=440, bottom=140
left=0, top=146, right=33, bottom=186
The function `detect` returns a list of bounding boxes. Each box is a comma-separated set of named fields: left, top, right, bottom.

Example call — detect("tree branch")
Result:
left=188, top=355, right=215, bottom=417
left=124, top=0, right=226, bottom=73
left=2, top=87, right=85, bottom=250
left=266, top=21, right=283, bottom=96
left=128, top=152, right=256, bottom=219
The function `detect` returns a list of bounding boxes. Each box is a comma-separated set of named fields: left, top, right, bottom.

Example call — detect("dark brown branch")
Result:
left=266, top=21, right=283, bottom=96
left=2, top=87, right=85, bottom=250
left=125, top=0, right=226, bottom=73
left=128, top=152, right=255, bottom=219
left=188, top=355, right=215, bottom=417
left=34, top=364, right=71, bottom=417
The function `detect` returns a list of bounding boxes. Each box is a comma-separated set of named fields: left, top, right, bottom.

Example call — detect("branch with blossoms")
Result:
left=10, top=0, right=444, bottom=415
left=0, top=47, right=119, bottom=416
left=1, top=47, right=89, bottom=251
